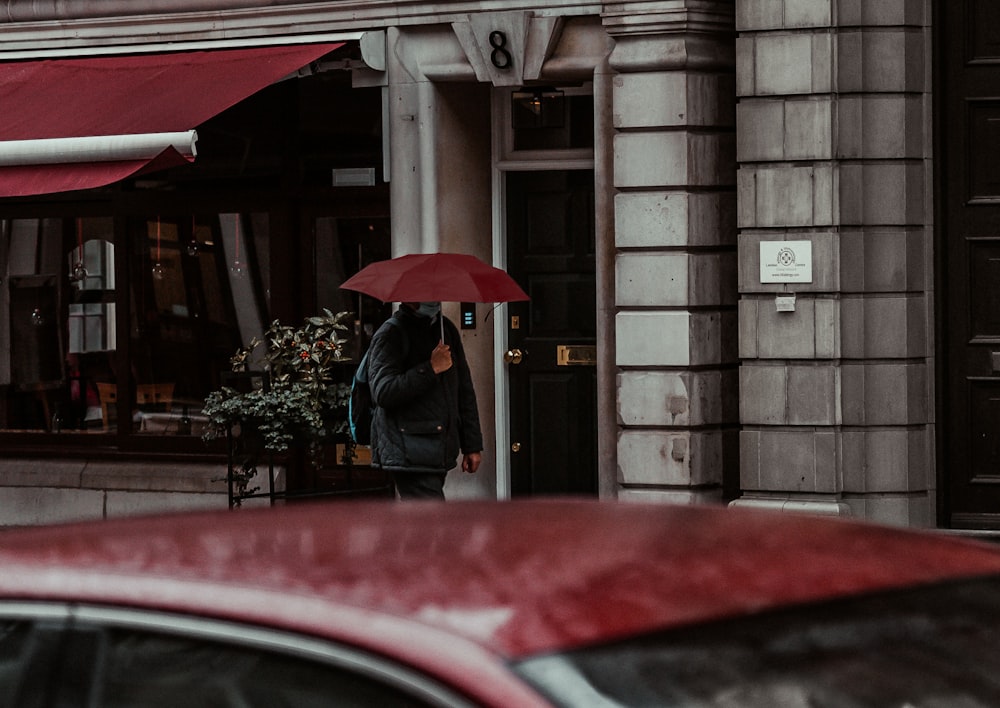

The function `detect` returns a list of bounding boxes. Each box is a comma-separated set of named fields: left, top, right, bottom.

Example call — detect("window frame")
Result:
left=0, top=602, right=478, bottom=708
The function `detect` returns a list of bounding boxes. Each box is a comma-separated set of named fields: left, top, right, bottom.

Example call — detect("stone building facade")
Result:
left=0, top=0, right=966, bottom=530
left=733, top=1, right=934, bottom=526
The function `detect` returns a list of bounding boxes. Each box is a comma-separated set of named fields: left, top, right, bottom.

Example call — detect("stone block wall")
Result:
left=733, top=0, right=934, bottom=526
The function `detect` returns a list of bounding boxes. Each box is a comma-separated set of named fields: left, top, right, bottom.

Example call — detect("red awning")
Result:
left=0, top=43, right=343, bottom=197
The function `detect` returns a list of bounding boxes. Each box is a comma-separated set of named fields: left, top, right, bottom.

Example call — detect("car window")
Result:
left=0, top=619, right=67, bottom=708
left=0, top=606, right=480, bottom=708
left=91, top=627, right=431, bottom=708
left=512, top=576, right=1000, bottom=708
left=61, top=625, right=435, bottom=708
left=0, top=621, right=36, bottom=704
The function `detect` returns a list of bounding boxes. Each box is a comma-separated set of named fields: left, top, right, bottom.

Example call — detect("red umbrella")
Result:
left=340, top=252, right=528, bottom=303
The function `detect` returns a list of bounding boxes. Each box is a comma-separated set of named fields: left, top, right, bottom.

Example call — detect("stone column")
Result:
left=733, top=1, right=933, bottom=526
left=384, top=26, right=498, bottom=499
left=604, top=1, right=738, bottom=503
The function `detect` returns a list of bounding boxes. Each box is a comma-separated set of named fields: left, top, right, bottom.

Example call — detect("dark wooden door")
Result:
left=505, top=170, right=597, bottom=495
left=941, top=2, right=1000, bottom=528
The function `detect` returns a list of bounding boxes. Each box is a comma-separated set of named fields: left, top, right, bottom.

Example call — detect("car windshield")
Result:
left=512, top=575, right=1000, bottom=707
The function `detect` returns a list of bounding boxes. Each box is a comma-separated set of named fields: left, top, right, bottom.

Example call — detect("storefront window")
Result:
left=314, top=216, right=391, bottom=360
left=0, top=213, right=267, bottom=439
left=127, top=212, right=267, bottom=437
left=0, top=56, right=388, bottom=459
left=0, top=206, right=389, bottom=449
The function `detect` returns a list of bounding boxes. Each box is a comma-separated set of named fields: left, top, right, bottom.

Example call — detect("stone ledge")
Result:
left=0, top=459, right=85, bottom=489
left=729, top=495, right=852, bottom=516
left=0, top=458, right=289, bottom=495
left=618, top=487, right=725, bottom=505
left=82, top=462, right=229, bottom=493
left=842, top=492, right=934, bottom=528
left=604, top=2, right=735, bottom=48
left=0, top=459, right=230, bottom=493
left=0, top=487, right=105, bottom=527
left=105, top=490, right=232, bottom=519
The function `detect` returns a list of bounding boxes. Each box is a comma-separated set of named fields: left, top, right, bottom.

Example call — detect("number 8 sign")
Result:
left=489, top=31, right=512, bottom=70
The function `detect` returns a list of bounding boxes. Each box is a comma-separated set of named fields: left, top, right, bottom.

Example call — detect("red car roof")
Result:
left=1, top=500, right=1000, bottom=689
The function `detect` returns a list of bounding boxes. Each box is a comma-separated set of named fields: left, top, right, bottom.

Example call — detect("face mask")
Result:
left=416, top=301, right=441, bottom=319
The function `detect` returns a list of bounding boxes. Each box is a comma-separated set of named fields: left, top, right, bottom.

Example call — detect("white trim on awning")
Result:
left=0, top=32, right=364, bottom=60
left=0, top=131, right=198, bottom=166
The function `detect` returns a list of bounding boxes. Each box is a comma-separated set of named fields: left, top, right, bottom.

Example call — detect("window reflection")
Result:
left=68, top=240, right=117, bottom=353
left=128, top=213, right=266, bottom=436
left=218, top=213, right=266, bottom=350
left=0, top=213, right=269, bottom=437
left=318, top=217, right=391, bottom=361
left=0, top=217, right=95, bottom=431
left=91, top=625, right=437, bottom=707
left=66, top=220, right=116, bottom=430
left=0, top=210, right=385, bottom=443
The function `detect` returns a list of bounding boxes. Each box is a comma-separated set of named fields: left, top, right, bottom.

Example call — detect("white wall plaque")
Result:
left=759, top=240, right=813, bottom=283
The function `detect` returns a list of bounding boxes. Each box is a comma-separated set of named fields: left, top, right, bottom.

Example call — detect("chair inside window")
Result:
left=136, top=383, right=174, bottom=413
left=96, top=382, right=175, bottom=428
left=95, top=382, right=117, bottom=428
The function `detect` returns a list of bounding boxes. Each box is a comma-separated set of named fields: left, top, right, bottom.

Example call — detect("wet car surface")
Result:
left=2, top=499, right=1000, bottom=706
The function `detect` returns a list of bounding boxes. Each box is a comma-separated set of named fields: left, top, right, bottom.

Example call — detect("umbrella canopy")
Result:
left=340, top=252, right=529, bottom=303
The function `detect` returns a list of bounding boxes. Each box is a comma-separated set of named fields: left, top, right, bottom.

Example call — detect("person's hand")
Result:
left=430, top=341, right=453, bottom=374
left=462, top=452, right=481, bottom=474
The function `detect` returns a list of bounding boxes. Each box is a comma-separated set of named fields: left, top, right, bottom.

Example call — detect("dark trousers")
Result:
left=393, top=472, right=446, bottom=500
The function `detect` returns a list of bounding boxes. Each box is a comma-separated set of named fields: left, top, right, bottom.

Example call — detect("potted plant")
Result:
left=202, top=309, right=354, bottom=500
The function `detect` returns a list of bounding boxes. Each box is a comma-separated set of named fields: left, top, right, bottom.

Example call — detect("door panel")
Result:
left=969, top=242, right=1000, bottom=336
left=968, top=381, right=1000, bottom=486
left=506, top=170, right=596, bottom=496
left=943, top=2, right=1000, bottom=527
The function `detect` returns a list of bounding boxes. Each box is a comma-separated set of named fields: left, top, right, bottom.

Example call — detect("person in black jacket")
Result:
left=367, top=302, right=483, bottom=499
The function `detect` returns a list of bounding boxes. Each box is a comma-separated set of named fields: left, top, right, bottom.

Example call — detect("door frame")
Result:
left=490, top=86, right=595, bottom=499
left=932, top=0, right=948, bottom=528
left=932, top=0, right=1000, bottom=529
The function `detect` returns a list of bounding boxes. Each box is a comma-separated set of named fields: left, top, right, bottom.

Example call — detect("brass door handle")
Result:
left=503, top=348, right=524, bottom=365
left=511, top=442, right=521, bottom=453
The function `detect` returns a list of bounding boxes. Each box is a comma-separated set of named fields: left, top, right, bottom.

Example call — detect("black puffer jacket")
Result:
left=368, top=307, right=483, bottom=474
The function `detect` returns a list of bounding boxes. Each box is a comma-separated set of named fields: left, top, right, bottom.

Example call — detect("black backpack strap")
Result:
left=354, top=349, right=371, bottom=384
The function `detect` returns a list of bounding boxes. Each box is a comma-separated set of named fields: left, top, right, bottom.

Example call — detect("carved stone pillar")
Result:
left=605, top=1, right=738, bottom=502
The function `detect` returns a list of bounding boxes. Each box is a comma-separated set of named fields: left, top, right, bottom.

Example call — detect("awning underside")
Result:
left=0, top=42, right=342, bottom=197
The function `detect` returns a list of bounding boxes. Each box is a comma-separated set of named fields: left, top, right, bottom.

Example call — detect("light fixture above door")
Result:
left=510, top=88, right=565, bottom=129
